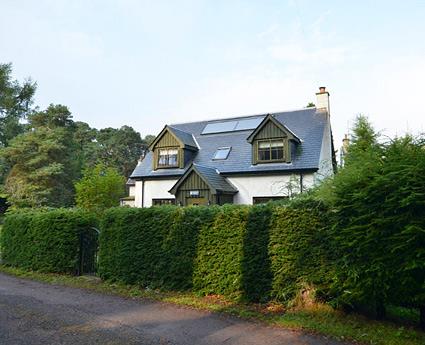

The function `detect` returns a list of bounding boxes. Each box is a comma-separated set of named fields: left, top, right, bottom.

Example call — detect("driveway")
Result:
left=0, top=272, right=349, bottom=345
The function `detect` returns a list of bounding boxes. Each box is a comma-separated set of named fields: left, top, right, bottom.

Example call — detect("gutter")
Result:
left=221, top=168, right=318, bottom=177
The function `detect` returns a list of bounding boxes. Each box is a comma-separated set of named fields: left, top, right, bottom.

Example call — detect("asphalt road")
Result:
left=0, top=272, right=349, bottom=345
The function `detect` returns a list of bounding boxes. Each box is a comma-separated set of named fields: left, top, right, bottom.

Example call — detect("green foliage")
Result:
left=75, top=163, right=125, bottom=212
left=0, top=63, right=37, bottom=148
left=98, top=203, right=326, bottom=303
left=0, top=63, right=37, bottom=187
left=0, top=104, right=80, bottom=207
left=326, top=134, right=425, bottom=316
left=269, top=201, right=332, bottom=303
left=0, top=64, right=153, bottom=209
left=241, top=205, right=273, bottom=302
left=0, top=208, right=97, bottom=273
left=193, top=206, right=249, bottom=299
left=345, top=114, right=379, bottom=165
left=93, top=126, right=149, bottom=177
left=98, top=206, right=216, bottom=290
left=72, top=124, right=153, bottom=178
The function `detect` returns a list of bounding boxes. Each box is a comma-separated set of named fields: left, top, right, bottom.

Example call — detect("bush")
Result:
left=193, top=205, right=249, bottom=299
left=323, top=133, right=425, bottom=324
left=0, top=208, right=97, bottom=273
left=269, top=200, right=332, bottom=304
left=98, top=203, right=326, bottom=303
left=98, top=206, right=217, bottom=290
left=75, top=163, right=125, bottom=213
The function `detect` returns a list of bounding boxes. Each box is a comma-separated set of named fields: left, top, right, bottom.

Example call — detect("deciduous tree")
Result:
left=75, top=163, right=125, bottom=212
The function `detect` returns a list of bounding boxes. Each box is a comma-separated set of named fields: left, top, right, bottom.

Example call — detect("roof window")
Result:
left=213, top=147, right=231, bottom=160
left=201, top=117, right=264, bottom=134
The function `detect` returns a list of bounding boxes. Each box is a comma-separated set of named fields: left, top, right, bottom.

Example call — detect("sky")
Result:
left=1, top=0, right=425, bottom=151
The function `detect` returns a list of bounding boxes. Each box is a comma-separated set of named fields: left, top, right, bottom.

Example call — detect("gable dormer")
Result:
left=148, top=126, right=198, bottom=170
left=247, top=114, right=301, bottom=165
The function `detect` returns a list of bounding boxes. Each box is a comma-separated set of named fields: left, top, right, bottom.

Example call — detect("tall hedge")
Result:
left=0, top=208, right=97, bottom=273
left=327, top=136, right=425, bottom=321
left=192, top=205, right=273, bottom=301
left=98, top=206, right=217, bottom=290
left=98, top=203, right=323, bottom=303
left=269, top=201, right=332, bottom=303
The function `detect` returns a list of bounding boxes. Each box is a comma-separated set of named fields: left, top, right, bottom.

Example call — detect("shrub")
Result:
left=98, top=206, right=217, bottom=290
left=75, top=163, right=125, bottom=213
left=0, top=208, right=97, bottom=273
left=98, top=203, right=326, bottom=303
left=269, top=200, right=332, bottom=304
left=193, top=205, right=249, bottom=299
left=325, top=134, right=425, bottom=323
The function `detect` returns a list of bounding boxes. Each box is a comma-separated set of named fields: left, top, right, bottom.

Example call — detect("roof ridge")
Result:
left=170, top=107, right=315, bottom=127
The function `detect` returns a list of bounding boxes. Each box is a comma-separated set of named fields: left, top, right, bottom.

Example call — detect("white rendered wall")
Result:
left=227, top=173, right=315, bottom=205
left=129, top=186, right=136, bottom=196
left=134, top=179, right=178, bottom=207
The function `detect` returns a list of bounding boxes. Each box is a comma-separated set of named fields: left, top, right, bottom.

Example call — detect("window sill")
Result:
left=156, top=165, right=179, bottom=169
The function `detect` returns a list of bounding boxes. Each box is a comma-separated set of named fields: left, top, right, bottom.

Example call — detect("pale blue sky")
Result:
left=1, top=0, right=425, bottom=150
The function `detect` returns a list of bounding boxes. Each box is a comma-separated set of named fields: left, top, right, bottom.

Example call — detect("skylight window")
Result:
left=201, top=116, right=265, bottom=135
left=213, top=147, right=231, bottom=160
left=234, top=117, right=264, bottom=131
left=202, top=121, right=237, bottom=134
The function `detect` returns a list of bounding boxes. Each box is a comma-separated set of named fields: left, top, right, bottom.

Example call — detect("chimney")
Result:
left=137, top=150, right=146, bottom=165
left=342, top=134, right=350, bottom=152
left=316, top=86, right=330, bottom=114
left=340, top=134, right=350, bottom=167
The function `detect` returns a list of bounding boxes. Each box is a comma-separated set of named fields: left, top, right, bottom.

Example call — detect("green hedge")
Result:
left=0, top=208, right=97, bottom=273
left=98, top=203, right=326, bottom=303
left=269, top=202, right=332, bottom=303
left=98, top=206, right=217, bottom=290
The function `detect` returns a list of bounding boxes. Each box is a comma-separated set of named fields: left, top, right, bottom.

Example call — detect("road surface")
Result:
left=0, top=272, right=349, bottom=345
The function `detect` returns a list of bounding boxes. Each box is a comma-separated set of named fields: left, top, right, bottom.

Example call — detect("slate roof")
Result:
left=168, top=126, right=198, bottom=149
left=126, top=178, right=136, bottom=186
left=169, top=164, right=238, bottom=194
left=131, top=107, right=328, bottom=178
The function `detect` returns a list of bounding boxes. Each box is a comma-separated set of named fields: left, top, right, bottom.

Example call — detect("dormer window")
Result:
left=149, top=126, right=198, bottom=170
left=257, top=139, right=285, bottom=162
left=247, top=114, right=301, bottom=165
left=158, top=148, right=178, bottom=167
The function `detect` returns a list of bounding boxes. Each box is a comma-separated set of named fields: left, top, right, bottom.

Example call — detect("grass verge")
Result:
left=0, top=265, right=424, bottom=345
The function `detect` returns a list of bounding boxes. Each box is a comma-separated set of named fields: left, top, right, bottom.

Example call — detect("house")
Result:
left=128, top=87, right=336, bottom=207
left=120, top=178, right=136, bottom=206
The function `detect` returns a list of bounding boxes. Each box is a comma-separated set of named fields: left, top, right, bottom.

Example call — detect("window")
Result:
left=257, top=139, right=284, bottom=162
left=253, top=196, right=287, bottom=204
left=152, top=198, right=176, bottom=206
left=158, top=148, right=178, bottom=167
left=213, top=147, right=231, bottom=160
left=189, top=190, right=200, bottom=197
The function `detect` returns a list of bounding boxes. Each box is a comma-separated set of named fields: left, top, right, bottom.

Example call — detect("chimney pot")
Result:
left=319, top=86, right=326, bottom=93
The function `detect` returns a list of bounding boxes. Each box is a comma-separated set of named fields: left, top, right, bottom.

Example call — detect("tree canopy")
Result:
left=1, top=104, right=79, bottom=207
left=315, top=116, right=425, bottom=320
left=0, top=63, right=152, bottom=208
left=0, top=63, right=37, bottom=148
left=75, top=163, right=125, bottom=212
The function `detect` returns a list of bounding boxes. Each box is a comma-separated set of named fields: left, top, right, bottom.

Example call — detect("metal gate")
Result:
left=76, top=227, right=99, bottom=276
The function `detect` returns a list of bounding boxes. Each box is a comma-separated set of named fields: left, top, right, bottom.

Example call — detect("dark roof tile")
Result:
left=131, top=108, right=326, bottom=178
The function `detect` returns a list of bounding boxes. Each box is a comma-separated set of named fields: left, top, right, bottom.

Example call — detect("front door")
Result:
left=187, top=197, right=208, bottom=206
